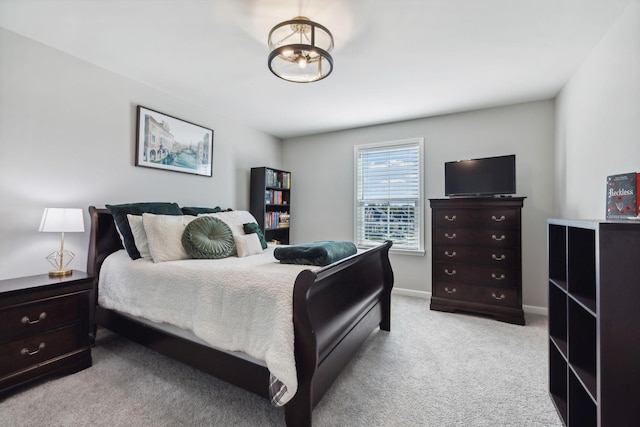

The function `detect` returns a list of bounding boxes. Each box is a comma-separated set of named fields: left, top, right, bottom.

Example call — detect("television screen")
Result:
left=445, top=155, right=516, bottom=197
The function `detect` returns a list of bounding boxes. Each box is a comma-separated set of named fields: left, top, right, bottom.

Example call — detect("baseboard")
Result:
left=522, top=304, right=548, bottom=316
left=392, top=287, right=430, bottom=299
left=392, top=287, right=548, bottom=316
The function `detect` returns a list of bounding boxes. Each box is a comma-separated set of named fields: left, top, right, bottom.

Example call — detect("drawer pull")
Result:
left=444, top=215, right=456, bottom=221
left=492, top=254, right=506, bottom=261
left=21, top=342, right=46, bottom=356
left=492, top=215, right=506, bottom=222
left=444, top=287, right=457, bottom=294
left=444, top=251, right=457, bottom=258
left=445, top=233, right=457, bottom=239
left=492, top=273, right=506, bottom=280
left=21, top=312, right=47, bottom=325
left=492, top=292, right=506, bottom=300
left=491, top=234, right=506, bottom=241
left=444, top=269, right=456, bottom=276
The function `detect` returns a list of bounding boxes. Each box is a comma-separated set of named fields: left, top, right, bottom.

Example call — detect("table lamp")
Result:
left=39, top=208, right=85, bottom=277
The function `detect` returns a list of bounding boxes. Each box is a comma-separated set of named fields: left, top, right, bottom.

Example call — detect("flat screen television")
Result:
left=444, top=154, right=516, bottom=197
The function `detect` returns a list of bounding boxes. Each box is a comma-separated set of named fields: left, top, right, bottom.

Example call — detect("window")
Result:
left=354, top=138, right=424, bottom=254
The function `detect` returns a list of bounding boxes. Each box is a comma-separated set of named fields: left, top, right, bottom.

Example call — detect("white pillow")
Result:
left=199, top=210, right=260, bottom=255
left=233, top=233, right=264, bottom=257
left=142, top=213, right=195, bottom=263
left=127, top=214, right=151, bottom=259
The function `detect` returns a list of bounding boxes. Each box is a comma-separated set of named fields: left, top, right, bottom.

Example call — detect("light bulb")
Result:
left=297, top=57, right=307, bottom=69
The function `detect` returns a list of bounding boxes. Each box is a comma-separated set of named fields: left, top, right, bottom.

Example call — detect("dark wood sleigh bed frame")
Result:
left=87, top=206, right=394, bottom=426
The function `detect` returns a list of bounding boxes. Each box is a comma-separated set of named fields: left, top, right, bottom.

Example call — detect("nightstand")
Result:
left=0, top=271, right=94, bottom=396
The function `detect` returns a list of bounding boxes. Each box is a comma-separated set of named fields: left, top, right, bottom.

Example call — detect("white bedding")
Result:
left=98, top=248, right=318, bottom=406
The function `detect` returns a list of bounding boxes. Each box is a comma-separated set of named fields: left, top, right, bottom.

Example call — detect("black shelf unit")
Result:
left=547, top=219, right=640, bottom=427
left=249, top=167, right=291, bottom=245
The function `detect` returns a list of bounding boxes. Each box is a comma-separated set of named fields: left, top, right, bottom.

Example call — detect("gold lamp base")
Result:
left=49, top=269, right=73, bottom=277
left=39, top=210, right=84, bottom=278
left=45, top=247, right=75, bottom=278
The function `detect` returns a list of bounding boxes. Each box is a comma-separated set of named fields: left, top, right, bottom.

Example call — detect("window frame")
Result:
left=353, top=137, right=425, bottom=256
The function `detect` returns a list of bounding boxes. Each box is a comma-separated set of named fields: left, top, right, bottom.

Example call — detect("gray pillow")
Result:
left=181, top=216, right=234, bottom=259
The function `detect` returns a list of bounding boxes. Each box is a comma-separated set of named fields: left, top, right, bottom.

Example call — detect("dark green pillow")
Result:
left=180, top=206, right=222, bottom=215
left=106, top=202, right=182, bottom=259
left=182, top=216, right=234, bottom=259
left=243, top=222, right=268, bottom=249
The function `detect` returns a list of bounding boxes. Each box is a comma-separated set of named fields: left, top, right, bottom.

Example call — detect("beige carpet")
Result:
left=1, top=295, right=562, bottom=426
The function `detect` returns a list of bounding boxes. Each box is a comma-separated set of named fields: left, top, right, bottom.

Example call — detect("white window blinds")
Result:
left=354, top=138, right=424, bottom=252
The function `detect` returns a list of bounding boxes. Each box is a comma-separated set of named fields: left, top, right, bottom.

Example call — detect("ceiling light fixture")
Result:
left=268, top=16, right=334, bottom=83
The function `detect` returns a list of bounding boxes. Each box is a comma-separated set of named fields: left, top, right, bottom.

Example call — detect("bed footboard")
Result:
left=286, top=241, right=394, bottom=426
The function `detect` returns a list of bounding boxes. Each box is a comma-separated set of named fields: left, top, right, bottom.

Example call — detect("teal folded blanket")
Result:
left=273, top=241, right=357, bottom=266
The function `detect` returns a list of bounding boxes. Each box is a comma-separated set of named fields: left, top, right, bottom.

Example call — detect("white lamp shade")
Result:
left=39, top=208, right=85, bottom=233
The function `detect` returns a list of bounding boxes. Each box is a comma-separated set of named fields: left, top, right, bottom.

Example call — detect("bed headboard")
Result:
left=87, top=206, right=123, bottom=277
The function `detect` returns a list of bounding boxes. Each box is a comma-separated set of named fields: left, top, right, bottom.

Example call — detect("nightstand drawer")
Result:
left=0, top=324, right=89, bottom=377
left=434, top=262, right=518, bottom=287
left=433, top=282, right=518, bottom=308
left=432, top=246, right=519, bottom=266
left=0, top=292, right=87, bottom=342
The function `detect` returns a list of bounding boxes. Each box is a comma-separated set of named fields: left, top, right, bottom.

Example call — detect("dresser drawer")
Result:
left=433, top=228, right=519, bottom=248
left=433, top=282, right=519, bottom=308
left=0, top=324, right=89, bottom=377
left=433, top=246, right=519, bottom=266
left=434, top=262, right=518, bottom=287
left=433, top=208, right=519, bottom=228
left=0, top=292, right=87, bottom=342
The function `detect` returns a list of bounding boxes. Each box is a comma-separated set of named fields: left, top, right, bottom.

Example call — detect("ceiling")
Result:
left=0, top=0, right=631, bottom=139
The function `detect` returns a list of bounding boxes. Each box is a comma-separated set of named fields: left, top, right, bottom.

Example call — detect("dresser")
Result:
left=0, top=272, right=94, bottom=396
left=429, top=197, right=526, bottom=325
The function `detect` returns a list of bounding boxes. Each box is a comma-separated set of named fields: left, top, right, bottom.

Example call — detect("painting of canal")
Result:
left=135, top=106, right=214, bottom=177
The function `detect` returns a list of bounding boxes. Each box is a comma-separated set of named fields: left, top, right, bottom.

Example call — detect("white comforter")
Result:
left=98, top=248, right=317, bottom=406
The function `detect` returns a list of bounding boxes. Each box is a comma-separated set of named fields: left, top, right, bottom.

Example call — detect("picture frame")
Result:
left=135, top=106, right=213, bottom=177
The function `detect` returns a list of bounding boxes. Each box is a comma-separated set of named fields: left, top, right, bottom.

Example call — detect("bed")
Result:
left=87, top=206, right=394, bottom=426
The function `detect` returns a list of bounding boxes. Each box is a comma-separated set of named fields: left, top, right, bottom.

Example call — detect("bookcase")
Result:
left=547, top=219, right=640, bottom=427
left=250, top=167, right=291, bottom=245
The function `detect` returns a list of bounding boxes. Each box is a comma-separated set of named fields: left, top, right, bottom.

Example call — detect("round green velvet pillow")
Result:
left=181, top=216, right=234, bottom=259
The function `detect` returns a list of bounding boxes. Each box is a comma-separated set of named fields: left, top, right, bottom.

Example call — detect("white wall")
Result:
left=283, top=100, right=556, bottom=309
left=556, top=0, right=640, bottom=219
left=0, top=29, right=282, bottom=280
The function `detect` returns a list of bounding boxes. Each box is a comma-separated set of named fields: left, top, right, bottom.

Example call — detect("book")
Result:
left=606, top=172, right=637, bottom=219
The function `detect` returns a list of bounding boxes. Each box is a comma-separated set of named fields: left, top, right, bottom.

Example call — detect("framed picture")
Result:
left=135, top=106, right=214, bottom=177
